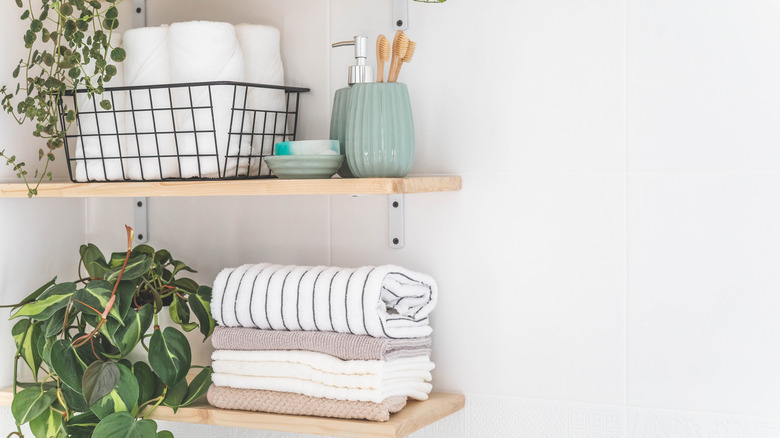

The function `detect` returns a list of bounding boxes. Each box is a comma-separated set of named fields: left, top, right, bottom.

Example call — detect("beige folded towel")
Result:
left=206, top=385, right=407, bottom=422
left=211, top=327, right=431, bottom=361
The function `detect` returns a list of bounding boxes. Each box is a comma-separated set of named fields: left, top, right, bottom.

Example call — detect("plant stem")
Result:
left=142, top=386, right=167, bottom=420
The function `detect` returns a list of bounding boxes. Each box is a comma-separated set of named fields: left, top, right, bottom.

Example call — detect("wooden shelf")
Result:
left=0, top=388, right=464, bottom=438
left=0, top=176, right=461, bottom=198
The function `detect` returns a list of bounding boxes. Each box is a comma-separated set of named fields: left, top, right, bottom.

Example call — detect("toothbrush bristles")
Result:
left=403, top=41, right=416, bottom=63
left=379, top=35, right=391, bottom=61
left=393, top=30, right=409, bottom=58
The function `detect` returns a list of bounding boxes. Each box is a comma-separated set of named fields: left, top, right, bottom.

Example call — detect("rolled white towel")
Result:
left=74, top=33, right=126, bottom=182
left=123, top=25, right=177, bottom=180
left=212, top=263, right=438, bottom=339
left=212, top=350, right=433, bottom=392
left=168, top=21, right=245, bottom=178
left=234, top=24, right=286, bottom=177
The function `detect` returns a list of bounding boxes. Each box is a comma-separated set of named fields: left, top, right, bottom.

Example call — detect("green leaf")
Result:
left=92, top=412, right=157, bottom=438
left=158, top=432, right=174, bottom=438
left=153, top=250, right=172, bottom=266
left=109, top=252, right=128, bottom=268
left=30, top=19, right=43, bottom=32
left=179, top=322, right=198, bottom=332
left=36, top=334, right=54, bottom=369
left=190, top=286, right=214, bottom=340
left=64, top=411, right=99, bottom=438
left=82, top=361, right=120, bottom=406
left=171, top=261, right=196, bottom=277
left=107, top=305, right=153, bottom=358
left=110, top=46, right=125, bottom=62
left=61, top=383, right=89, bottom=412
left=11, top=386, right=57, bottom=425
left=169, top=294, right=190, bottom=325
left=50, top=339, right=88, bottom=393
left=74, top=332, right=107, bottom=365
left=80, top=244, right=107, bottom=278
left=162, top=378, right=187, bottom=412
left=148, top=327, right=191, bottom=386
left=131, top=244, right=155, bottom=259
left=106, top=255, right=152, bottom=282
left=89, top=363, right=139, bottom=419
left=12, top=282, right=76, bottom=320
left=173, top=277, right=198, bottom=294
left=30, top=407, right=63, bottom=438
left=13, top=277, right=56, bottom=310
left=105, top=6, right=118, bottom=19
left=73, top=280, right=123, bottom=325
left=181, top=366, right=212, bottom=407
left=43, top=307, right=71, bottom=338
left=115, top=280, right=137, bottom=321
left=132, top=361, right=158, bottom=406
left=100, top=99, right=112, bottom=110
left=12, top=319, right=42, bottom=378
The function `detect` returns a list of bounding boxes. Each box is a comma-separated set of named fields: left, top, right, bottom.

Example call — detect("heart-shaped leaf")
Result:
left=89, top=363, right=139, bottom=419
left=61, top=383, right=88, bottom=412
left=50, top=339, right=88, bottom=393
left=189, top=286, right=214, bottom=340
left=148, top=327, right=191, bottom=386
left=80, top=244, right=108, bottom=278
left=105, top=255, right=152, bottom=283
left=29, top=407, right=63, bottom=438
left=12, top=319, right=42, bottom=378
left=11, top=386, right=56, bottom=425
left=106, top=305, right=153, bottom=359
left=12, top=277, right=56, bottom=311
left=82, top=361, right=120, bottom=406
left=91, top=412, right=157, bottom=438
left=162, top=378, right=187, bottom=412
left=73, top=280, right=123, bottom=325
left=181, top=366, right=212, bottom=407
left=132, top=361, right=160, bottom=406
left=64, top=411, right=99, bottom=438
left=12, top=282, right=76, bottom=320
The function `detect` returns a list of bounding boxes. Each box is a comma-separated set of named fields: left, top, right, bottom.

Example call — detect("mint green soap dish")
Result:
left=264, top=155, right=344, bottom=179
left=274, top=140, right=340, bottom=156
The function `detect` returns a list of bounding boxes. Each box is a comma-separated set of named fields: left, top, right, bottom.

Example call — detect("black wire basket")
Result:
left=60, top=81, right=309, bottom=182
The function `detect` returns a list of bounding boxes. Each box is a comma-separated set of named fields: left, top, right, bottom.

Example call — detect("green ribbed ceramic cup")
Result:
left=345, top=83, right=414, bottom=178
left=330, top=86, right=355, bottom=178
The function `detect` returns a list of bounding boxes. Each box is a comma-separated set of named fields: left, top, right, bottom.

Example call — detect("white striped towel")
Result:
left=211, top=263, right=438, bottom=338
left=211, top=350, right=434, bottom=393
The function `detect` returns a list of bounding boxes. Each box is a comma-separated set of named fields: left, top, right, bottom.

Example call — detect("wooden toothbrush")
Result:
left=387, top=30, right=409, bottom=83
left=376, top=35, right=390, bottom=82
left=390, top=40, right=416, bottom=82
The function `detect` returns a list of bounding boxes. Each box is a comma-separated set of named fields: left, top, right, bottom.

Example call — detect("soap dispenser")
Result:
left=330, top=36, right=374, bottom=178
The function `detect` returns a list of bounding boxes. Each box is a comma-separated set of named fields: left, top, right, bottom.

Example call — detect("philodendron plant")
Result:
left=7, top=226, right=215, bottom=438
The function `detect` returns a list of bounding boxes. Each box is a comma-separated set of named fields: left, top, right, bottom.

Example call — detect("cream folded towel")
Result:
left=211, top=263, right=438, bottom=339
left=212, top=350, right=433, bottom=391
left=168, top=21, right=245, bottom=178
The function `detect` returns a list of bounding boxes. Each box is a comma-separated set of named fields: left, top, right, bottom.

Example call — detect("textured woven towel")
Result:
left=211, top=263, right=438, bottom=338
left=211, top=327, right=432, bottom=360
left=207, top=385, right=407, bottom=422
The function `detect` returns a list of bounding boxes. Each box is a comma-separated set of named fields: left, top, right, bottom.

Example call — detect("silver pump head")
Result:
left=332, top=36, right=375, bottom=85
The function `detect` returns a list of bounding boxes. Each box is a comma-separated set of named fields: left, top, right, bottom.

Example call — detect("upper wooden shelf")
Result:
left=0, top=387, right=464, bottom=438
left=0, top=176, right=462, bottom=198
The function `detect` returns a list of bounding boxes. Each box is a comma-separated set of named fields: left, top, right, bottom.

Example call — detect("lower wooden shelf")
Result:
left=0, top=388, right=464, bottom=438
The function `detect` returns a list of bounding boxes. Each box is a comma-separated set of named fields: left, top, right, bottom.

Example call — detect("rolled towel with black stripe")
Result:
left=211, top=263, right=438, bottom=338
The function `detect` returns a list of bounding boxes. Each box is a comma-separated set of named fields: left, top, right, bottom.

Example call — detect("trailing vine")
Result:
left=0, top=0, right=126, bottom=197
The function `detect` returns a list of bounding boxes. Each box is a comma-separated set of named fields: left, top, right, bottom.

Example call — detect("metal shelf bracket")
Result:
left=393, top=0, right=409, bottom=30
left=133, top=0, right=146, bottom=28
left=389, top=194, right=404, bottom=248
left=134, top=198, right=149, bottom=243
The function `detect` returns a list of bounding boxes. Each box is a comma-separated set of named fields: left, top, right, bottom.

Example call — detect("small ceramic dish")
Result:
left=264, top=155, right=345, bottom=179
left=274, top=140, right=340, bottom=156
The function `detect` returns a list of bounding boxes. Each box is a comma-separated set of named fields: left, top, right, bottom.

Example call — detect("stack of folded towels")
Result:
left=207, top=263, right=438, bottom=422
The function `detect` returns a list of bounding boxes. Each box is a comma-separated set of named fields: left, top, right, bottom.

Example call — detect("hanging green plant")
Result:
left=6, top=226, right=214, bottom=438
left=1, top=0, right=125, bottom=197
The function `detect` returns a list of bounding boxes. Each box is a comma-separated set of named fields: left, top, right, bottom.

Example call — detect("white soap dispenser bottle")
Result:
left=330, top=36, right=374, bottom=178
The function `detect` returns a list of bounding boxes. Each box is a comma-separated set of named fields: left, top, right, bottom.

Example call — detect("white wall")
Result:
left=3, top=1, right=780, bottom=437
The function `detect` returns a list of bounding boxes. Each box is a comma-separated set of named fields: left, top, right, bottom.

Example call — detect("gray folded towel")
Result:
left=211, top=326, right=431, bottom=361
